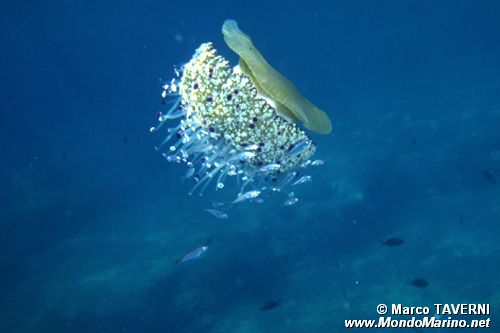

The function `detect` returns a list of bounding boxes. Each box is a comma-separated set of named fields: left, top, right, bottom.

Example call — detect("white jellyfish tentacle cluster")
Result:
left=151, top=28, right=328, bottom=204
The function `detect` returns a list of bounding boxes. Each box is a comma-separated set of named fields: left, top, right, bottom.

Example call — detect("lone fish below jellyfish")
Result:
left=205, top=208, right=228, bottom=219
left=151, top=19, right=332, bottom=204
left=176, top=240, right=211, bottom=264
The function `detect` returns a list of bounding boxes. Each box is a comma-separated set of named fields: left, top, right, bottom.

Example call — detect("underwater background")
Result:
left=1, top=0, right=499, bottom=332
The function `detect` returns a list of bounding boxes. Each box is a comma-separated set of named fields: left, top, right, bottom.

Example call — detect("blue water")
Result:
left=1, top=1, right=499, bottom=332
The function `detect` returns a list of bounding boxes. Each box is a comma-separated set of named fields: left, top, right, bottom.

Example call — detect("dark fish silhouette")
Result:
left=483, top=170, right=497, bottom=184
left=381, top=238, right=405, bottom=247
left=260, top=300, right=281, bottom=311
left=410, top=278, right=429, bottom=288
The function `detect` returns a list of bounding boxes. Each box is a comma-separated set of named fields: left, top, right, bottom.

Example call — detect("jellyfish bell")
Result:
left=222, top=19, right=332, bottom=134
left=152, top=20, right=331, bottom=204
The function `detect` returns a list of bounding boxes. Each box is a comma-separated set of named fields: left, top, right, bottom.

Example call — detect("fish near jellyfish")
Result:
left=151, top=19, right=332, bottom=204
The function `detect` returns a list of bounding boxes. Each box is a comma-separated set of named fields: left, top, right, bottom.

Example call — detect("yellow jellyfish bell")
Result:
left=222, top=19, right=332, bottom=134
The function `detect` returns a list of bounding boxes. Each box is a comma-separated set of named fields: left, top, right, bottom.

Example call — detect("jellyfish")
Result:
left=151, top=19, right=332, bottom=203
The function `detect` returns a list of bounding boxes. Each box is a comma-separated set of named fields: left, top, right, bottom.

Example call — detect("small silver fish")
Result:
left=176, top=242, right=210, bottom=263
left=292, top=175, right=312, bottom=186
left=232, top=190, right=261, bottom=203
left=282, top=171, right=298, bottom=185
left=282, top=197, right=299, bottom=206
left=259, top=163, right=281, bottom=173
left=228, top=151, right=256, bottom=162
left=311, top=159, right=324, bottom=166
left=183, top=167, right=195, bottom=179
left=205, top=208, right=228, bottom=219
left=211, top=201, right=225, bottom=208
left=288, top=139, right=311, bottom=155
left=245, top=144, right=260, bottom=151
